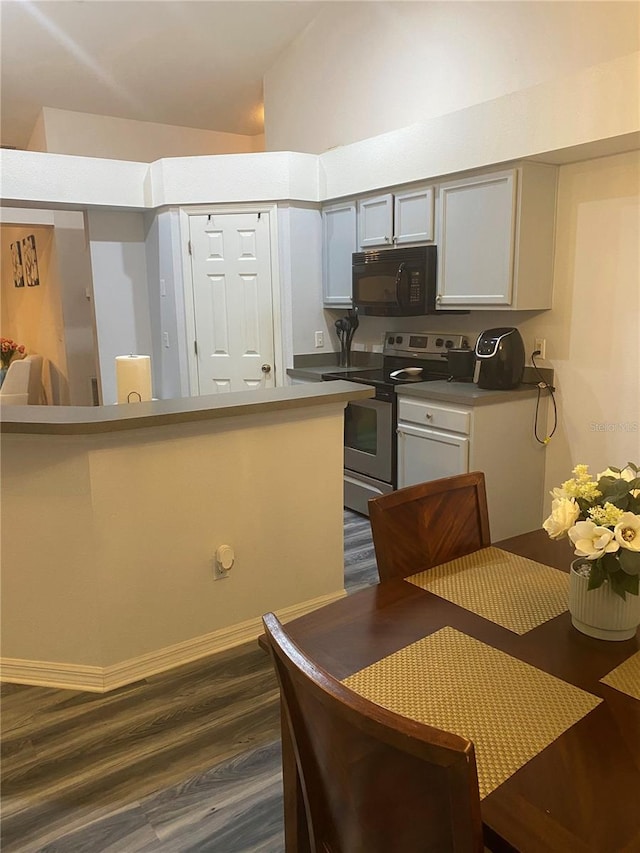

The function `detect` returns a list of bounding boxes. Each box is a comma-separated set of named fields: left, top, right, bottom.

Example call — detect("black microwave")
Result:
left=352, top=246, right=460, bottom=316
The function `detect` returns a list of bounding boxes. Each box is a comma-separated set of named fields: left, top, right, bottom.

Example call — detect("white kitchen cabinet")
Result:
left=396, top=392, right=547, bottom=541
left=398, top=422, right=469, bottom=483
left=358, top=186, right=434, bottom=249
left=436, top=163, right=557, bottom=310
left=322, top=201, right=357, bottom=306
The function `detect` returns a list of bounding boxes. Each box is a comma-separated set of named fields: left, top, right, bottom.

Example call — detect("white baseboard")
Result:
left=0, top=589, right=347, bottom=693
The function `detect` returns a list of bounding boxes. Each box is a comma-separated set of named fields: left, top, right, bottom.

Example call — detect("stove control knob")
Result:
left=388, top=336, right=394, bottom=345
left=445, top=339, right=454, bottom=348
left=396, top=336, right=403, bottom=344
left=435, top=338, right=444, bottom=347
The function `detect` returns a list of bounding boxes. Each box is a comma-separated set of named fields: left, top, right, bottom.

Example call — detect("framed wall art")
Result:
left=11, top=241, right=25, bottom=288
left=22, top=234, right=40, bottom=287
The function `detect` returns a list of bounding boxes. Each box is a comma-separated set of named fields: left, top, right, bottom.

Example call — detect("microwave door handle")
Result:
left=395, top=262, right=408, bottom=303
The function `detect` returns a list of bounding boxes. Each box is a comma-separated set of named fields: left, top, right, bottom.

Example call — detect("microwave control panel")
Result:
left=409, top=271, right=421, bottom=303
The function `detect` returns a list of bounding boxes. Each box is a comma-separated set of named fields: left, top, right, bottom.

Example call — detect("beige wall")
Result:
left=533, top=151, right=640, bottom=496
left=0, top=223, right=69, bottom=404
left=264, top=1, right=639, bottom=153
left=1, top=405, right=346, bottom=684
left=28, top=107, right=265, bottom=162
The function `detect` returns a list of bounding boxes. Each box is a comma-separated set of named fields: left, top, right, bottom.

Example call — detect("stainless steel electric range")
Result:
left=322, top=331, right=471, bottom=515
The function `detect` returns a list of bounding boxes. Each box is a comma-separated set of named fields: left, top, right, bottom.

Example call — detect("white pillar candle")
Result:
left=115, top=355, right=152, bottom=404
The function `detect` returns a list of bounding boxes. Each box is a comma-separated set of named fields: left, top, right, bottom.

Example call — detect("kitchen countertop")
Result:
left=288, top=364, right=543, bottom=406
left=287, top=365, right=361, bottom=381
left=0, top=381, right=375, bottom=435
left=397, top=380, right=540, bottom=406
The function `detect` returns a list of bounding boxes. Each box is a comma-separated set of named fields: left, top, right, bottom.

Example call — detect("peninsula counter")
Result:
left=1, top=382, right=374, bottom=692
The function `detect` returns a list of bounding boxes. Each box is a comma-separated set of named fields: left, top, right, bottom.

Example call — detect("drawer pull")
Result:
left=425, top=413, right=433, bottom=420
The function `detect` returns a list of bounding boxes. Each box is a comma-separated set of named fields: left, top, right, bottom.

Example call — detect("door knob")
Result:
left=261, top=363, right=271, bottom=373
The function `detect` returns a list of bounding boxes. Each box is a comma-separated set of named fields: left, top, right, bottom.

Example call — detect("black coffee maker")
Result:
left=473, top=327, right=525, bottom=390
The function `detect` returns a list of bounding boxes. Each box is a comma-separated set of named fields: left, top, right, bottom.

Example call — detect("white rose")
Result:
left=614, top=512, right=640, bottom=552
left=568, top=520, right=620, bottom=559
left=543, top=497, right=580, bottom=539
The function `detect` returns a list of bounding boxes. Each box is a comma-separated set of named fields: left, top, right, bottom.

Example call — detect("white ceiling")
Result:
left=0, top=0, right=328, bottom=150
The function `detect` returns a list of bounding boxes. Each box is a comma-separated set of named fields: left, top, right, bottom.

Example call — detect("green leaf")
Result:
left=587, top=559, right=606, bottom=590
left=608, top=569, right=639, bottom=600
left=602, top=552, right=620, bottom=573
left=618, top=549, right=640, bottom=576
left=608, top=480, right=632, bottom=500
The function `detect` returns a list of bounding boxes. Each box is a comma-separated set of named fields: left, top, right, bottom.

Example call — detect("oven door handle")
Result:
left=349, top=397, right=391, bottom=413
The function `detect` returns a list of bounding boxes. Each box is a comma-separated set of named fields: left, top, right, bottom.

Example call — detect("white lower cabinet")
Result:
left=397, top=393, right=547, bottom=541
left=398, top=423, right=469, bottom=484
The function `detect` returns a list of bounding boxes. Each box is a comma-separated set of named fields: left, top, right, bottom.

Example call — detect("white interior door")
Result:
left=188, top=212, right=275, bottom=394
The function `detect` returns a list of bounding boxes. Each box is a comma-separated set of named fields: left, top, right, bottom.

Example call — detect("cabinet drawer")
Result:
left=397, top=398, right=470, bottom=434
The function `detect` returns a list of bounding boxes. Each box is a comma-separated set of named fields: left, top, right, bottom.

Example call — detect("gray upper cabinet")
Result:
left=322, top=201, right=357, bottom=306
left=358, top=186, right=434, bottom=249
left=394, top=187, right=435, bottom=245
left=436, top=163, right=557, bottom=310
left=358, top=193, right=394, bottom=248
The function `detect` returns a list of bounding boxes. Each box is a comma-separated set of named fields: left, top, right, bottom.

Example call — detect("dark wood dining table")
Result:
left=275, top=529, right=640, bottom=853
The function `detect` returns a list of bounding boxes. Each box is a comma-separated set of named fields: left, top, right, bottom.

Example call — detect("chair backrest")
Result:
left=369, top=472, right=491, bottom=581
left=263, top=611, right=484, bottom=853
left=0, top=355, right=44, bottom=405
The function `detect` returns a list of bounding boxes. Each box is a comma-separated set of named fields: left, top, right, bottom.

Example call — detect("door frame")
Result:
left=178, top=203, right=285, bottom=396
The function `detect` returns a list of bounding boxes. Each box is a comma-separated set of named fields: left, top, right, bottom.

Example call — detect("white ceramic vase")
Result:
left=568, top=561, right=640, bottom=641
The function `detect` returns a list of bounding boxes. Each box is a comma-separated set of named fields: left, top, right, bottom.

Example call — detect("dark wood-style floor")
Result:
left=1, top=510, right=378, bottom=852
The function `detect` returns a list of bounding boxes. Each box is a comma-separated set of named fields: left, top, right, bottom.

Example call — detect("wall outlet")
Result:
left=534, top=338, right=547, bottom=360
left=314, top=331, right=324, bottom=348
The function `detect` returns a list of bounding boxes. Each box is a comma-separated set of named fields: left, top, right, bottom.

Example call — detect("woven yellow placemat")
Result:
left=343, top=627, right=601, bottom=799
left=407, top=547, right=569, bottom=634
left=601, top=651, right=640, bottom=701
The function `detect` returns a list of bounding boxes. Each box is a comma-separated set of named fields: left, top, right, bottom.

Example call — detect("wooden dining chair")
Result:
left=263, top=611, right=485, bottom=853
left=368, top=471, right=491, bottom=582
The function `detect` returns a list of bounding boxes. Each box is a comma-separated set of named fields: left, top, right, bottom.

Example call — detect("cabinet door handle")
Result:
left=425, top=413, right=433, bottom=420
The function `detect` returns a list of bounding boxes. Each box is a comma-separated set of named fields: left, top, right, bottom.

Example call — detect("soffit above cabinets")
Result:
left=1, top=51, right=638, bottom=212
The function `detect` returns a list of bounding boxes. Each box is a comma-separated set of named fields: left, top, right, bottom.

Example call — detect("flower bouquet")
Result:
left=543, top=464, right=640, bottom=599
left=0, top=337, right=26, bottom=370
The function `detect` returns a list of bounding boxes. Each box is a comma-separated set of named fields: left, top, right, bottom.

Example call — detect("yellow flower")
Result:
left=560, top=476, right=601, bottom=502
left=588, top=502, right=625, bottom=527
left=573, top=464, right=591, bottom=481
